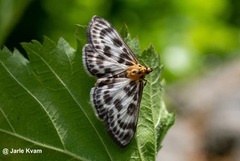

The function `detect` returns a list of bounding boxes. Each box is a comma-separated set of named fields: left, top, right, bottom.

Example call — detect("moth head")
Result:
left=145, top=67, right=153, bottom=74
left=126, top=64, right=153, bottom=80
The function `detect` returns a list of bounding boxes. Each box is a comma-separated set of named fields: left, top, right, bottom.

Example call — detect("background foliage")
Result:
left=1, top=0, right=239, bottom=82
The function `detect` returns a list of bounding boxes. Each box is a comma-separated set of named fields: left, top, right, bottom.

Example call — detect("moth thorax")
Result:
left=126, top=63, right=153, bottom=80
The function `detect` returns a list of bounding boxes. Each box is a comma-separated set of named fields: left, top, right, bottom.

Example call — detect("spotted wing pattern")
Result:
left=91, top=78, right=143, bottom=147
left=82, top=15, right=151, bottom=147
left=82, top=16, right=138, bottom=78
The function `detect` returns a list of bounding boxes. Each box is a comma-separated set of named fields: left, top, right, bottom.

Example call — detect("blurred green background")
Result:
left=0, top=0, right=240, bottom=82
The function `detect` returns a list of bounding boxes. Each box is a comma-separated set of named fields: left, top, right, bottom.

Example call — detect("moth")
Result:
left=82, top=16, right=152, bottom=147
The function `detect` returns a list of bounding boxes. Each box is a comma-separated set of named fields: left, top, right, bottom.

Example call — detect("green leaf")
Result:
left=137, top=46, right=175, bottom=159
left=0, top=24, right=174, bottom=161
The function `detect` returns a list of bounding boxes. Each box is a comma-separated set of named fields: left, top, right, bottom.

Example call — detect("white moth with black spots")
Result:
left=82, top=16, right=153, bottom=147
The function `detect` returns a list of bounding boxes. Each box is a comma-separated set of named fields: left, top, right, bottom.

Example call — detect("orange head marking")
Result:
left=126, top=63, right=153, bottom=80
